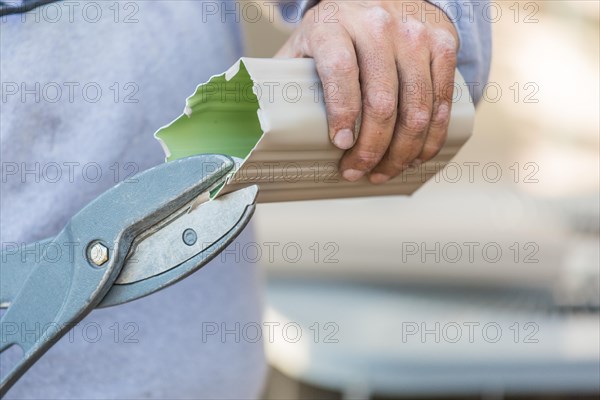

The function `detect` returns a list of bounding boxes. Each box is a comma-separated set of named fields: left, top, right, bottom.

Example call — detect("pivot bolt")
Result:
left=88, top=242, right=109, bottom=266
left=182, top=228, right=197, bottom=246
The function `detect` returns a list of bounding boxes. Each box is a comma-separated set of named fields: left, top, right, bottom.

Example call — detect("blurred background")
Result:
left=242, top=1, right=599, bottom=399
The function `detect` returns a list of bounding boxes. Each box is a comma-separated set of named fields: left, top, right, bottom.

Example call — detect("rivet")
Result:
left=182, top=229, right=197, bottom=246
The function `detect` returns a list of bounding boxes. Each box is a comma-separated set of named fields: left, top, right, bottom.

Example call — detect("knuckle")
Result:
left=329, top=104, right=361, bottom=124
left=430, top=103, right=451, bottom=129
left=365, top=6, right=393, bottom=34
left=433, top=28, right=458, bottom=54
left=327, top=107, right=360, bottom=130
left=420, top=142, right=444, bottom=161
left=364, top=89, right=398, bottom=121
left=351, top=148, right=383, bottom=171
left=322, top=49, right=357, bottom=74
left=439, top=40, right=458, bottom=58
left=402, top=106, right=431, bottom=135
left=402, top=20, right=428, bottom=44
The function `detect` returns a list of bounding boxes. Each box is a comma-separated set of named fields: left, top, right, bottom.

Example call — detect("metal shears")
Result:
left=0, top=154, right=258, bottom=396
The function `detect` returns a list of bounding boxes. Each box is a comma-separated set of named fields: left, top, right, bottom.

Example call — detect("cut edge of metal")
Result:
left=155, top=57, right=475, bottom=203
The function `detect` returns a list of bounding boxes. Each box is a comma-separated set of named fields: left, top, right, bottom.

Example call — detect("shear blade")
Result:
left=98, top=185, right=258, bottom=308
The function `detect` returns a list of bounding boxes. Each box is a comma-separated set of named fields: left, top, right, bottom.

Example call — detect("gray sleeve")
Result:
left=276, top=0, right=319, bottom=23
left=426, top=0, right=493, bottom=104
left=300, top=0, right=320, bottom=13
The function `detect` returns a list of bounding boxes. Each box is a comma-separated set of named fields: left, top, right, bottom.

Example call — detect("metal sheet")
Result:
left=155, top=58, right=475, bottom=202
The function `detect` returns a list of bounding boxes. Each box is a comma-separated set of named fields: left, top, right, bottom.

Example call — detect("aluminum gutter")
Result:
left=155, top=57, right=475, bottom=203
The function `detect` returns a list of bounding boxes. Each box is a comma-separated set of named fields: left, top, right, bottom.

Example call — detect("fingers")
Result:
left=274, top=1, right=460, bottom=185
left=418, top=33, right=457, bottom=162
left=370, top=26, right=433, bottom=183
left=339, top=8, right=399, bottom=181
left=307, top=25, right=362, bottom=150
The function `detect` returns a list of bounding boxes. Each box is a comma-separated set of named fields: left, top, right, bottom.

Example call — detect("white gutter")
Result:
left=155, top=57, right=475, bottom=203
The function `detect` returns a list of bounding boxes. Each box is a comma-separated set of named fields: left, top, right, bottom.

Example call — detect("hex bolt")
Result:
left=182, top=228, right=197, bottom=246
left=88, top=242, right=109, bottom=266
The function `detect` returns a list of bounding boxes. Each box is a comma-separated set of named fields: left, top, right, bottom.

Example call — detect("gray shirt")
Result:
left=1, top=1, right=490, bottom=398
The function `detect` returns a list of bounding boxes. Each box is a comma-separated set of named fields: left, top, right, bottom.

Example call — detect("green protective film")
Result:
left=155, top=61, right=263, bottom=161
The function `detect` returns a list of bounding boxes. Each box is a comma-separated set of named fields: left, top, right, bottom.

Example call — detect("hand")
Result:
left=276, top=0, right=459, bottom=183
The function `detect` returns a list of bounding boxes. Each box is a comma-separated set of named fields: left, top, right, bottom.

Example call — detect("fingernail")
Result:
left=342, top=169, right=365, bottom=182
left=370, top=173, right=390, bottom=184
left=333, top=129, right=354, bottom=150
